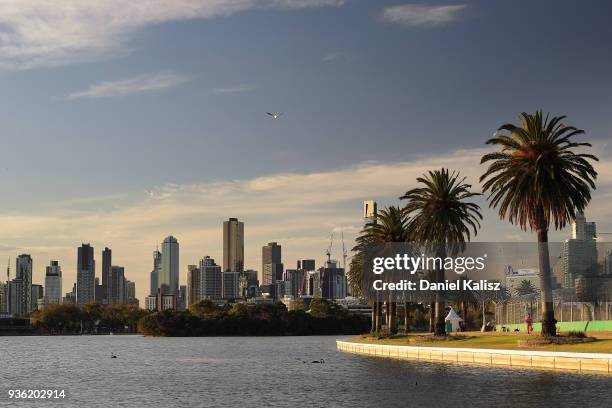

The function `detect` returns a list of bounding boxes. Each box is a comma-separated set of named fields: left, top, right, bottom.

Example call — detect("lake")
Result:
left=1, top=335, right=610, bottom=407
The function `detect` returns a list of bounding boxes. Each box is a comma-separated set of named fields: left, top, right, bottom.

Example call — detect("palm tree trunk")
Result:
left=429, top=302, right=435, bottom=332
left=376, top=301, right=383, bottom=332
left=433, top=245, right=446, bottom=336
left=389, top=302, right=397, bottom=334
left=371, top=302, right=376, bottom=333
left=537, top=225, right=557, bottom=336
left=403, top=302, right=410, bottom=334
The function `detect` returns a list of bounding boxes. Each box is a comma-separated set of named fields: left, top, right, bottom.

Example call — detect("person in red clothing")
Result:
left=525, top=313, right=533, bottom=334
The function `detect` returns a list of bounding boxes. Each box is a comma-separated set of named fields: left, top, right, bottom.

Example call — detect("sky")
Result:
left=0, top=0, right=610, bottom=302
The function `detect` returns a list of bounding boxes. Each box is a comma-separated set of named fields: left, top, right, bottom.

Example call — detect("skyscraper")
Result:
left=561, top=212, right=598, bottom=288
left=15, top=254, right=33, bottom=313
left=297, top=259, right=316, bottom=271
left=262, top=242, right=283, bottom=285
left=44, top=260, right=62, bottom=305
left=160, top=236, right=179, bottom=295
left=125, top=280, right=136, bottom=300
left=77, top=244, right=96, bottom=306
left=200, top=256, right=222, bottom=300
left=102, top=247, right=112, bottom=301
left=150, top=249, right=161, bottom=296
left=223, top=218, right=244, bottom=272
left=187, top=264, right=201, bottom=307
left=108, top=266, right=125, bottom=304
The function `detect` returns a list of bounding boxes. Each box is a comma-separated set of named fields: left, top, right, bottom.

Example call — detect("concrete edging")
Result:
left=336, top=340, right=612, bottom=374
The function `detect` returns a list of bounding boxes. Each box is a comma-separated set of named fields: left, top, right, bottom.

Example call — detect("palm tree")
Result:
left=352, top=206, right=409, bottom=333
left=515, top=280, right=538, bottom=296
left=480, top=111, right=598, bottom=336
left=401, top=169, right=482, bottom=336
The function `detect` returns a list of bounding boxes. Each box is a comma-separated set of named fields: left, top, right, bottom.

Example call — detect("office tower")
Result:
left=319, top=260, right=346, bottom=299
left=283, top=269, right=306, bottom=299
left=8, top=279, right=24, bottom=316
left=200, top=256, right=222, bottom=300
left=14, top=254, right=33, bottom=313
left=187, top=265, right=201, bottom=307
left=606, top=250, right=612, bottom=275
left=222, top=272, right=241, bottom=299
left=223, top=218, right=244, bottom=272
left=150, top=249, right=161, bottom=296
left=77, top=244, right=96, bottom=305
left=95, top=277, right=105, bottom=303
left=262, top=242, right=283, bottom=285
left=297, top=259, right=315, bottom=271
left=44, top=260, right=62, bottom=305
left=363, top=200, right=377, bottom=224
left=108, top=266, right=125, bottom=304
left=125, top=280, right=136, bottom=300
left=561, top=212, right=598, bottom=288
left=242, top=269, right=259, bottom=298
left=177, top=285, right=187, bottom=311
left=31, top=284, right=43, bottom=311
left=102, top=247, right=111, bottom=301
left=64, top=283, right=76, bottom=305
left=160, top=236, right=179, bottom=295
left=0, top=282, right=6, bottom=315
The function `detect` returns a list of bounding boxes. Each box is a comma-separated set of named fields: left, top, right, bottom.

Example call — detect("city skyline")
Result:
left=0, top=0, right=611, bottom=302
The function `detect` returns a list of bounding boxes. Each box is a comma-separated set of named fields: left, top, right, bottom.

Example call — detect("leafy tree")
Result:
left=515, top=280, right=538, bottom=296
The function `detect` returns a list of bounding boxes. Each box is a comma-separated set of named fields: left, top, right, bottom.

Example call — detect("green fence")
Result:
left=500, top=320, right=612, bottom=333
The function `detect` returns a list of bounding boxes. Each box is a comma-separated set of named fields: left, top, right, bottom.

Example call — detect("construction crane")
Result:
left=326, top=233, right=333, bottom=264
left=341, top=232, right=348, bottom=271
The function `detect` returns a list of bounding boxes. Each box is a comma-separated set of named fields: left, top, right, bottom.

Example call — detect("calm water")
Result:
left=1, top=335, right=610, bottom=407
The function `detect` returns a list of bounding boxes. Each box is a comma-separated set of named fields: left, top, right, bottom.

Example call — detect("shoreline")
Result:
left=336, top=340, right=612, bottom=375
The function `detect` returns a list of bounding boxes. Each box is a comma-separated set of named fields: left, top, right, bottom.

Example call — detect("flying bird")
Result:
left=267, top=112, right=282, bottom=119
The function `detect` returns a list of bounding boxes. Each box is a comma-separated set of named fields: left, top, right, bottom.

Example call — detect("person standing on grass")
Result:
left=525, top=313, right=533, bottom=334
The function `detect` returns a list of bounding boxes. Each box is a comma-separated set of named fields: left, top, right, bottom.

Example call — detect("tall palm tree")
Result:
left=352, top=206, right=409, bottom=333
left=480, top=111, right=598, bottom=336
left=401, top=169, right=482, bottom=336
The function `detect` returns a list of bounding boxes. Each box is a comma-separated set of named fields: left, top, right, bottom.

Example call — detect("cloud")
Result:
left=0, top=0, right=344, bottom=69
left=212, top=84, right=256, bottom=94
left=1, top=144, right=610, bottom=301
left=63, top=71, right=189, bottom=100
left=381, top=4, right=467, bottom=27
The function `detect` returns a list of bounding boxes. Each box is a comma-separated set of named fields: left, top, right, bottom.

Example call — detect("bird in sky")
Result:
left=267, top=112, right=282, bottom=119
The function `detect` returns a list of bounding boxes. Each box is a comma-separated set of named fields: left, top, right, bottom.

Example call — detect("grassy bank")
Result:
left=351, top=332, right=612, bottom=353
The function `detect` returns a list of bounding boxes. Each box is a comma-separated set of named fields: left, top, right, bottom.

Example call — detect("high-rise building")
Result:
left=160, top=236, right=179, bottom=295
left=297, top=259, right=315, bottom=271
left=606, top=250, right=612, bottom=275
left=561, top=212, right=598, bottom=288
left=150, top=249, right=161, bottom=296
left=222, top=272, right=241, bottom=299
left=102, top=247, right=112, bottom=301
left=31, top=284, right=43, bottom=311
left=0, top=282, right=7, bottom=315
left=77, top=244, right=96, bottom=306
left=177, top=285, right=187, bottom=311
left=319, top=260, right=346, bottom=299
left=363, top=200, right=377, bottom=224
left=44, top=260, right=62, bottom=305
left=200, top=256, right=222, bottom=300
left=108, top=266, right=125, bottom=304
left=223, top=218, right=244, bottom=272
left=125, top=280, right=136, bottom=300
left=8, top=279, right=25, bottom=316
left=187, top=265, right=201, bottom=307
left=262, top=242, right=283, bottom=285
left=283, top=269, right=306, bottom=299
left=14, top=254, right=33, bottom=313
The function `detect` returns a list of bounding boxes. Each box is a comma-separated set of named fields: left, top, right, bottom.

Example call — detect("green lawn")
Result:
left=350, top=332, right=612, bottom=353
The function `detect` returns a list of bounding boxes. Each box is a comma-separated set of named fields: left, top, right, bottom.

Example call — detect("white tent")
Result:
left=444, top=308, right=463, bottom=332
